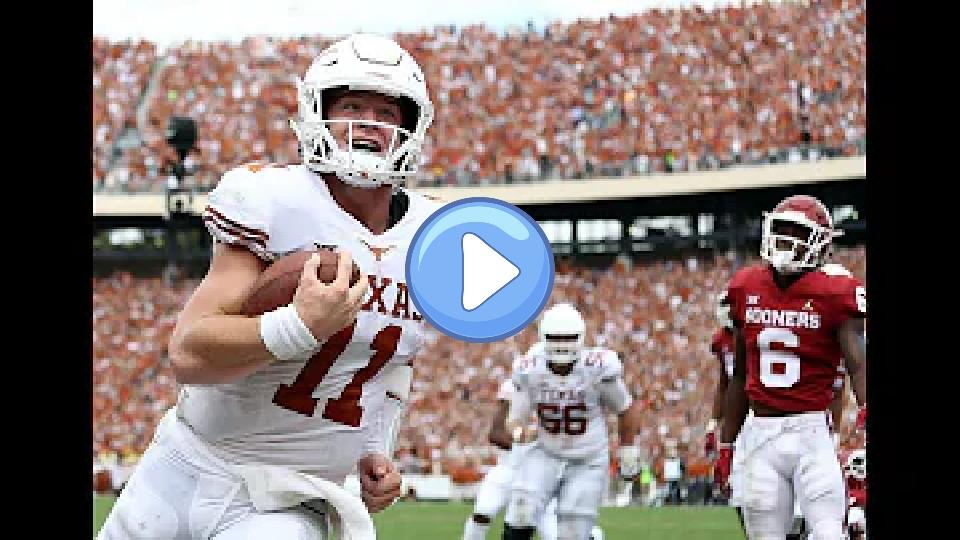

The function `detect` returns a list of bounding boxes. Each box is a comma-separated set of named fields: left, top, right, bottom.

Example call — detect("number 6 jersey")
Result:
left=512, top=343, right=632, bottom=460
left=726, top=262, right=866, bottom=413
left=176, top=163, right=441, bottom=483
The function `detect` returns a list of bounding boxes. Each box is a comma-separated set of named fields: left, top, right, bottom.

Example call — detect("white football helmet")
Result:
left=760, top=194, right=842, bottom=274
left=289, top=33, right=434, bottom=188
left=538, top=303, right=586, bottom=365
left=715, top=291, right=733, bottom=329
left=844, top=448, right=867, bottom=481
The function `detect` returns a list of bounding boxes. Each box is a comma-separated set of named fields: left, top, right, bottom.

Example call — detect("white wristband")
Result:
left=259, top=304, right=319, bottom=361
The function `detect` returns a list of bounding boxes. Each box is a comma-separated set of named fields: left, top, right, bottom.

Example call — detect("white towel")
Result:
left=234, top=464, right=376, bottom=540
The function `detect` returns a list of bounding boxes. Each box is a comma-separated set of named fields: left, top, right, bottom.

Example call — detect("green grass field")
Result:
left=93, top=495, right=745, bottom=539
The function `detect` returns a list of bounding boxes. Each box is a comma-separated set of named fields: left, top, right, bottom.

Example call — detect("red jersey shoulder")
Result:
left=807, top=265, right=863, bottom=293
left=727, top=264, right=770, bottom=325
left=728, top=263, right=769, bottom=291
left=798, top=266, right=866, bottom=318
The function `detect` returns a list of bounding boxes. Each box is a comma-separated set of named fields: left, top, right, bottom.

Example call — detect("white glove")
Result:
left=618, top=445, right=641, bottom=479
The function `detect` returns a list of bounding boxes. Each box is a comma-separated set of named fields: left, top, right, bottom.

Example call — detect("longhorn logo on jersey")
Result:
left=358, top=237, right=397, bottom=262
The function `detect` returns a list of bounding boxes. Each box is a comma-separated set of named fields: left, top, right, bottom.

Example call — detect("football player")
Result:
left=501, top=303, right=642, bottom=540
left=99, top=34, right=441, bottom=539
left=714, top=195, right=867, bottom=540
left=706, top=291, right=747, bottom=534
left=463, top=378, right=558, bottom=540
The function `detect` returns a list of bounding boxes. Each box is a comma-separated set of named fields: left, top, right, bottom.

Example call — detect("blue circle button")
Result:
left=406, top=197, right=555, bottom=342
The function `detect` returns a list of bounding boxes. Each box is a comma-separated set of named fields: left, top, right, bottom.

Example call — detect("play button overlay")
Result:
left=406, top=197, right=555, bottom=342
left=461, top=233, right=520, bottom=311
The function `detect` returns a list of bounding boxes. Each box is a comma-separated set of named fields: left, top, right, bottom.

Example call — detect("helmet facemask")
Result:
left=760, top=211, right=835, bottom=274
left=290, top=83, right=426, bottom=188
left=543, top=334, right=583, bottom=368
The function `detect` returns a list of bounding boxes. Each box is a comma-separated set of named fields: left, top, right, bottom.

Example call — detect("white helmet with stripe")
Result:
left=289, top=33, right=434, bottom=188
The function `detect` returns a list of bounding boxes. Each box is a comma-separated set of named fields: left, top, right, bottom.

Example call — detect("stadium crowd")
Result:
left=93, top=0, right=865, bottom=192
left=93, top=39, right=157, bottom=192
left=92, top=244, right=866, bottom=491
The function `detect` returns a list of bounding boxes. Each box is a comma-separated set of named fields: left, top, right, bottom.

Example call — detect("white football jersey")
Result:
left=177, top=163, right=441, bottom=483
left=512, top=343, right=631, bottom=460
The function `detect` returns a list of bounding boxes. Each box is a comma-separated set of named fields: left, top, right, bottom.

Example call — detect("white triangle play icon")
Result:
left=462, top=233, right=520, bottom=311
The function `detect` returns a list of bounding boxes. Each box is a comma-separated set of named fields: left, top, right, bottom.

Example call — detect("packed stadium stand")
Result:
left=93, top=0, right=864, bottom=192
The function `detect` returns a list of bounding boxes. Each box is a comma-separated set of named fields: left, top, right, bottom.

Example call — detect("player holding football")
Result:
left=501, top=303, right=642, bottom=540
left=713, top=194, right=867, bottom=540
left=99, top=34, right=441, bottom=539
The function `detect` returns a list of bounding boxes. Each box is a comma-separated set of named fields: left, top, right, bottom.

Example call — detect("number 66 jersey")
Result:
left=726, top=262, right=866, bottom=412
left=512, top=343, right=632, bottom=460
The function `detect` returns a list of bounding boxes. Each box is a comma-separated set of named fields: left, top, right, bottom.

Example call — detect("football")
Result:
left=240, top=249, right=362, bottom=316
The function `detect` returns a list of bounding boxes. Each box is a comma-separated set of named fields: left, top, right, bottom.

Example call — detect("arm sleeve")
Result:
left=726, top=272, right=745, bottom=328
left=837, top=278, right=867, bottom=320
left=202, top=166, right=274, bottom=261
left=597, top=351, right=633, bottom=414
left=507, top=389, right=532, bottom=425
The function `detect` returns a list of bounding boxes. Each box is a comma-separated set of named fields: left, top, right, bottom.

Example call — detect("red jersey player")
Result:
left=713, top=195, right=867, bottom=540
left=706, top=292, right=747, bottom=535
left=707, top=293, right=736, bottom=457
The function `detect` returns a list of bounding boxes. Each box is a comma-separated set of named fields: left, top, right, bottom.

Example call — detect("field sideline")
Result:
left=93, top=495, right=746, bottom=539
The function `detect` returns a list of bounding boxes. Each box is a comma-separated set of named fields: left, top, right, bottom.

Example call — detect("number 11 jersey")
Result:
left=726, top=263, right=866, bottom=413
left=176, top=163, right=441, bottom=483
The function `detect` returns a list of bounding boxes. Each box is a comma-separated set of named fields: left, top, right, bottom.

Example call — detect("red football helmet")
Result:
left=760, top=194, right=841, bottom=273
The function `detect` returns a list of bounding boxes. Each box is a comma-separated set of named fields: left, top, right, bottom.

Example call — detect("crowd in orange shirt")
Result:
left=94, top=0, right=864, bottom=192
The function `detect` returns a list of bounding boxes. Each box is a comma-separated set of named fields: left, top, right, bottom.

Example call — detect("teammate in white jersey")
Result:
left=99, top=33, right=440, bottom=540
left=501, top=304, right=642, bottom=540
left=463, top=378, right=558, bottom=540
